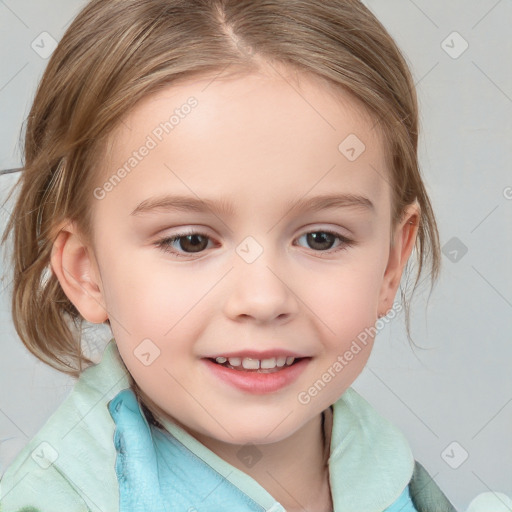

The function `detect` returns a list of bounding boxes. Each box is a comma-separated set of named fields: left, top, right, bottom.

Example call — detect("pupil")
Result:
left=308, top=232, right=334, bottom=250
left=181, top=234, right=207, bottom=253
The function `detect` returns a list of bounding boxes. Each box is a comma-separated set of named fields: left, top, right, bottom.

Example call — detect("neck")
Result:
left=135, top=384, right=333, bottom=511
left=205, top=410, right=331, bottom=511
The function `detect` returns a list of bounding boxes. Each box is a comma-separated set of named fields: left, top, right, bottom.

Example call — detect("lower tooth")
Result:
left=218, top=362, right=282, bottom=372
left=231, top=365, right=284, bottom=373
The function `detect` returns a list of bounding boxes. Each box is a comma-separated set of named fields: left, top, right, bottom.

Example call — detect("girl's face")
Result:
left=68, top=67, right=416, bottom=445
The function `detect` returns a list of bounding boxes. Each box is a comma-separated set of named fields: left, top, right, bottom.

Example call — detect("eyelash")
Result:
left=154, top=229, right=356, bottom=258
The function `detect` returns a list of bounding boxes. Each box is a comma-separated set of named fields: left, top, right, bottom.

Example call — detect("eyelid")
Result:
left=154, top=229, right=216, bottom=258
left=294, top=229, right=356, bottom=254
left=153, top=225, right=356, bottom=259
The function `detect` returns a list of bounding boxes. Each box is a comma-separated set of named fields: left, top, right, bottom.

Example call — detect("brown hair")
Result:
left=1, top=0, right=440, bottom=378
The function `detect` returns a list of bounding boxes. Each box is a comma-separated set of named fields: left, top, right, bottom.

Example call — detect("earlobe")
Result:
left=50, top=221, right=108, bottom=324
left=377, top=203, right=420, bottom=317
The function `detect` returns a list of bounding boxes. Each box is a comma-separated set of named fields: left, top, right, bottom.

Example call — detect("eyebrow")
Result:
left=130, top=193, right=375, bottom=217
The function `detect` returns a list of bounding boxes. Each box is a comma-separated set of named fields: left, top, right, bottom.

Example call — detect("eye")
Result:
left=154, top=231, right=214, bottom=258
left=294, top=230, right=355, bottom=253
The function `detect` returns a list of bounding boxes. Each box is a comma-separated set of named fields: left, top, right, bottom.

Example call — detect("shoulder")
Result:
left=0, top=340, right=131, bottom=512
left=330, top=389, right=458, bottom=511
left=329, top=388, right=416, bottom=509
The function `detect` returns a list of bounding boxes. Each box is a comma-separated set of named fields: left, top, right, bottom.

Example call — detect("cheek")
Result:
left=305, top=261, right=384, bottom=399
left=305, top=256, right=386, bottom=344
left=100, top=250, right=205, bottom=334
left=99, top=253, right=214, bottom=376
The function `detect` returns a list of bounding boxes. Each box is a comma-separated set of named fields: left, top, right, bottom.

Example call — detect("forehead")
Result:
left=97, top=67, right=390, bottom=216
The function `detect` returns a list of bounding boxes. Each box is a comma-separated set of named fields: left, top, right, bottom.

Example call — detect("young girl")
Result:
left=0, top=0, right=472, bottom=510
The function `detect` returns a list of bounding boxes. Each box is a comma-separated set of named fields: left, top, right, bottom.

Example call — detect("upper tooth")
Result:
left=260, top=357, right=277, bottom=369
left=242, top=357, right=260, bottom=370
left=221, top=356, right=296, bottom=368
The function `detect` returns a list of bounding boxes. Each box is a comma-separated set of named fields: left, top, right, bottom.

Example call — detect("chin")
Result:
left=213, top=417, right=304, bottom=446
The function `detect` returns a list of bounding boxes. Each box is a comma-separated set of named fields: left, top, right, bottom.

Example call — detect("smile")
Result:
left=203, top=357, right=311, bottom=394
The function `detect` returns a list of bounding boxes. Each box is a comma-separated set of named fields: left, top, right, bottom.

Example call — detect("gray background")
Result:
left=1, top=1, right=511, bottom=510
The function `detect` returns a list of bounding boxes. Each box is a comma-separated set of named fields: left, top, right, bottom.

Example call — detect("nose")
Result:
left=222, top=246, right=299, bottom=325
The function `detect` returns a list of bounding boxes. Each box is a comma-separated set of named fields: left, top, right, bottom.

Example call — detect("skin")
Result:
left=51, top=63, right=419, bottom=511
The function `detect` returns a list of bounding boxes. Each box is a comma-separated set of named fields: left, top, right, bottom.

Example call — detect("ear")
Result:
left=377, top=201, right=420, bottom=317
left=50, top=221, right=108, bottom=324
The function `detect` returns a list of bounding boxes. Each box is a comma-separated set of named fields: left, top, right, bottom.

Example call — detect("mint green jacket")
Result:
left=0, top=339, right=456, bottom=511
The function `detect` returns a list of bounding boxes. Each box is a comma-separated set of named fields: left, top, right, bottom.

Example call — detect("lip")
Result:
left=202, top=357, right=311, bottom=394
left=204, top=349, right=309, bottom=359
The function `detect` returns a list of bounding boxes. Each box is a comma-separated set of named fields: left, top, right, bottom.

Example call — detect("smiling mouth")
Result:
left=208, top=356, right=307, bottom=373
